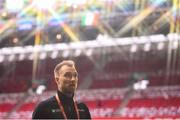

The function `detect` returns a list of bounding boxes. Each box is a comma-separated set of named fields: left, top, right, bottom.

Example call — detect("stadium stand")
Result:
left=0, top=86, right=180, bottom=119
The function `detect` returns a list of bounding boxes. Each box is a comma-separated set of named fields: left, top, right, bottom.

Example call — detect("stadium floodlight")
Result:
left=56, top=34, right=62, bottom=40
left=130, top=44, right=137, bottom=53
left=33, top=45, right=42, bottom=52
left=28, top=53, right=34, bottom=60
left=1, top=12, right=7, bottom=18
left=134, top=36, right=148, bottom=44
left=51, top=50, right=58, bottom=59
left=70, top=42, right=84, bottom=49
left=55, top=43, right=69, bottom=50
left=133, top=80, right=149, bottom=90
left=144, top=43, right=151, bottom=52
left=33, top=0, right=56, bottom=10
left=13, top=47, right=24, bottom=54
left=86, top=49, right=93, bottom=56
left=39, top=52, right=47, bottom=60
left=8, top=54, right=15, bottom=62
left=84, top=41, right=98, bottom=48
left=0, top=55, right=4, bottom=63
left=168, top=33, right=180, bottom=41
left=150, top=34, right=166, bottom=42
left=0, top=34, right=176, bottom=63
left=66, top=0, right=87, bottom=6
left=74, top=49, right=81, bottom=56
left=141, top=80, right=149, bottom=89
left=157, top=42, right=164, bottom=50
left=5, top=0, right=24, bottom=12
left=24, top=46, right=34, bottom=53
left=97, top=35, right=116, bottom=47
left=43, top=44, right=54, bottom=52
left=172, top=40, right=178, bottom=49
left=116, top=37, right=133, bottom=45
left=1, top=47, right=12, bottom=55
left=36, top=85, right=46, bottom=95
left=19, top=54, right=25, bottom=61
left=62, top=50, right=69, bottom=58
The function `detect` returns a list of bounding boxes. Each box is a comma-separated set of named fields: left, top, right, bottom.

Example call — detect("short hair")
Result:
left=54, top=60, right=75, bottom=78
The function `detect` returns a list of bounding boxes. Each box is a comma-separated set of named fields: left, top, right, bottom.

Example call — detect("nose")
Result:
left=70, top=76, right=76, bottom=82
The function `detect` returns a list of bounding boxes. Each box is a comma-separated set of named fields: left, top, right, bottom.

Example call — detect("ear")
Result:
left=55, top=77, right=59, bottom=83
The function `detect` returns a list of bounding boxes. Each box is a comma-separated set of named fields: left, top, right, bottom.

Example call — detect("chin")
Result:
left=66, top=88, right=76, bottom=93
left=69, top=88, right=76, bottom=93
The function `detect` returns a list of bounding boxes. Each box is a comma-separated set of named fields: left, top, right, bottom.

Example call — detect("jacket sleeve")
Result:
left=85, top=104, right=91, bottom=119
left=32, top=102, right=47, bottom=119
left=80, top=103, right=91, bottom=119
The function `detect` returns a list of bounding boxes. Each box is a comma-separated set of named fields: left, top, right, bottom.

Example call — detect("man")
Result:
left=32, top=60, right=91, bottom=119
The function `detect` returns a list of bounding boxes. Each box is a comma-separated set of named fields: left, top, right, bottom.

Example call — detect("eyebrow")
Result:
left=63, top=71, right=78, bottom=75
left=63, top=72, right=78, bottom=78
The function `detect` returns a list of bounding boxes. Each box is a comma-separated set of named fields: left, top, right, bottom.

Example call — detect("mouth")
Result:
left=68, top=83, right=76, bottom=87
left=70, top=84, right=76, bottom=88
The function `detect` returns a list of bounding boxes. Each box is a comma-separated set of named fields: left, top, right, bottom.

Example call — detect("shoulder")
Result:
left=32, top=96, right=56, bottom=119
left=35, top=96, right=56, bottom=109
left=77, top=101, right=89, bottom=109
left=76, top=101, right=91, bottom=119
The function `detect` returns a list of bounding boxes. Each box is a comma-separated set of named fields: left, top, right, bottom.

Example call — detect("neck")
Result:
left=58, top=88, right=74, bottom=98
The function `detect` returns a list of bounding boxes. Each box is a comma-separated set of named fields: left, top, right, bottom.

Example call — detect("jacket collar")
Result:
left=57, top=90, right=74, bottom=103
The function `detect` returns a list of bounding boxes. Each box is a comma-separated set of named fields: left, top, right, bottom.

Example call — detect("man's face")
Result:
left=56, top=65, right=78, bottom=94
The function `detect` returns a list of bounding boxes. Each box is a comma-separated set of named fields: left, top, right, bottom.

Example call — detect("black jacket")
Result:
left=32, top=91, right=91, bottom=119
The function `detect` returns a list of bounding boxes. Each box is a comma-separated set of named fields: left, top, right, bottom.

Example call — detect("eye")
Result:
left=64, top=72, right=72, bottom=78
left=73, top=73, right=78, bottom=78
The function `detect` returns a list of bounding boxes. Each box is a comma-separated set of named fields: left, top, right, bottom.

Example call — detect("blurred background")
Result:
left=0, top=0, right=180, bottom=119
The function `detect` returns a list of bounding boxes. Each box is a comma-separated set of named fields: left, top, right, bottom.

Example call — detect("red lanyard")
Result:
left=55, top=93, right=80, bottom=120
